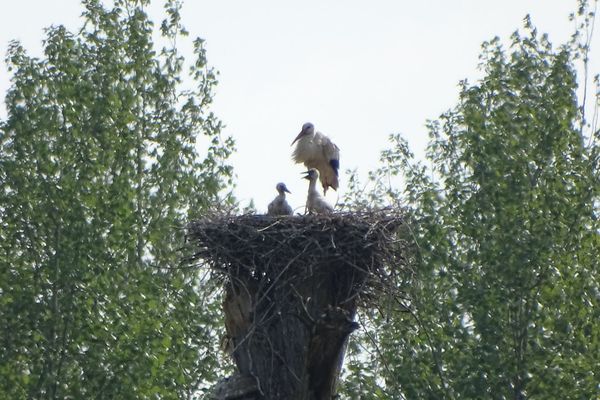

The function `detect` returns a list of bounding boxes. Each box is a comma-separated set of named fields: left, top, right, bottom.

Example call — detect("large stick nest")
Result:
left=184, top=210, right=410, bottom=306
left=186, top=210, right=411, bottom=399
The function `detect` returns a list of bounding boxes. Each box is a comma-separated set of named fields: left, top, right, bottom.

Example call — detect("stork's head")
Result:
left=276, top=182, right=291, bottom=194
left=301, top=168, right=319, bottom=181
left=291, top=122, right=315, bottom=145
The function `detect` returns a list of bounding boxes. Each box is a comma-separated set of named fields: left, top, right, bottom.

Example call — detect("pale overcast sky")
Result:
left=1, top=1, right=597, bottom=212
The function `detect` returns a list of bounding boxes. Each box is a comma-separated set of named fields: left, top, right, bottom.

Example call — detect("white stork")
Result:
left=291, top=122, right=340, bottom=194
left=267, top=182, right=293, bottom=216
left=303, top=169, right=333, bottom=214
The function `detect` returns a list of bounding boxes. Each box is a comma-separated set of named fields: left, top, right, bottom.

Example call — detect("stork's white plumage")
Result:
left=267, top=182, right=293, bottom=216
left=303, top=169, right=333, bottom=214
left=292, top=122, right=340, bottom=194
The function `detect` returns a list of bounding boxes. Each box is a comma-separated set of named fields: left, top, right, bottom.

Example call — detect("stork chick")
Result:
left=303, top=169, right=333, bottom=214
left=267, top=182, right=293, bottom=216
left=292, top=122, right=340, bottom=194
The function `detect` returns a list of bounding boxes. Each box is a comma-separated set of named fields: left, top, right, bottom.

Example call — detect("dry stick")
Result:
left=253, top=241, right=314, bottom=309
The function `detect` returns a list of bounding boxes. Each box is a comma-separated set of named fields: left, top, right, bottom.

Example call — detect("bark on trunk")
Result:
left=215, top=264, right=361, bottom=400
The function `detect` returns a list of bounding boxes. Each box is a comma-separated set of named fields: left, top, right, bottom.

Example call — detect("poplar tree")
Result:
left=0, top=1, right=234, bottom=398
left=341, top=13, right=599, bottom=400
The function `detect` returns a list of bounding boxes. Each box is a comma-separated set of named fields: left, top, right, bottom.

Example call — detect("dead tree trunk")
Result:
left=220, top=267, right=359, bottom=399
left=186, top=213, right=405, bottom=400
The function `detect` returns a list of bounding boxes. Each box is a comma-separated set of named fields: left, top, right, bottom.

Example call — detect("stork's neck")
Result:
left=308, top=178, right=318, bottom=194
left=301, top=130, right=315, bottom=142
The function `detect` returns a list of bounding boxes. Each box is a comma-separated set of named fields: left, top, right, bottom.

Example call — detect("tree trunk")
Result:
left=215, top=264, right=359, bottom=400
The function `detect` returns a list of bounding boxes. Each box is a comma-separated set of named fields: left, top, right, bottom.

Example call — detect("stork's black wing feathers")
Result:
left=329, top=159, right=339, bottom=176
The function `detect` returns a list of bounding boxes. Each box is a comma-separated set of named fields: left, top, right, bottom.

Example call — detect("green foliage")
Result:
left=340, top=16, right=599, bottom=400
left=0, top=0, right=234, bottom=398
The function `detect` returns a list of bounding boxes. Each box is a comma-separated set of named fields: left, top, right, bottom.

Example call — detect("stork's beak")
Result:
left=301, top=171, right=311, bottom=180
left=291, top=129, right=306, bottom=146
left=285, top=188, right=291, bottom=194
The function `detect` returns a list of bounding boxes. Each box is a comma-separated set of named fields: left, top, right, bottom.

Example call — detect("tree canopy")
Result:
left=340, top=11, right=599, bottom=400
left=0, top=0, right=234, bottom=398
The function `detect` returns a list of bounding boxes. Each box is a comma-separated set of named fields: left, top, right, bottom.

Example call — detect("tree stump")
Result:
left=186, top=212, right=406, bottom=400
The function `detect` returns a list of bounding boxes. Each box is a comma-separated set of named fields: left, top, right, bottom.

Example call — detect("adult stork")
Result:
left=302, top=169, right=333, bottom=214
left=267, top=182, right=293, bottom=216
left=291, top=122, right=340, bottom=194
